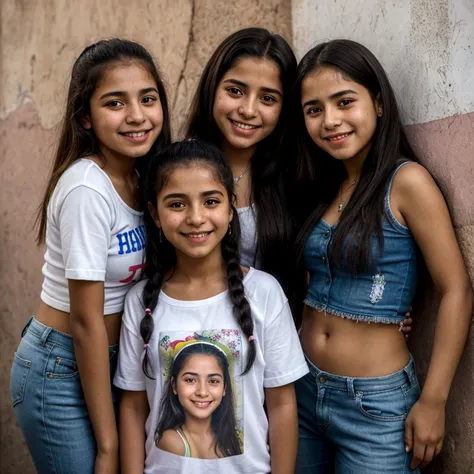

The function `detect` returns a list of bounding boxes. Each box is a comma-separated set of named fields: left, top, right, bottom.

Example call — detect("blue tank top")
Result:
left=303, top=162, right=419, bottom=324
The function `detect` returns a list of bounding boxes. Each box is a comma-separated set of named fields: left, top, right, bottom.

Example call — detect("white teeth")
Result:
left=187, top=233, right=209, bottom=238
left=124, top=131, right=146, bottom=137
left=232, top=120, right=257, bottom=130
left=327, top=133, right=351, bottom=141
left=193, top=401, right=210, bottom=407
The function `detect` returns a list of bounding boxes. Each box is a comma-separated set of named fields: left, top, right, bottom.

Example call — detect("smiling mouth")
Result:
left=191, top=401, right=212, bottom=408
left=120, top=130, right=150, bottom=137
left=182, top=232, right=212, bottom=238
left=324, top=132, right=353, bottom=141
left=229, top=119, right=260, bottom=130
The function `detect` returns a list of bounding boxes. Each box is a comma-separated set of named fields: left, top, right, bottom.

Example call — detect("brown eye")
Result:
left=106, top=100, right=123, bottom=108
left=228, top=87, right=243, bottom=96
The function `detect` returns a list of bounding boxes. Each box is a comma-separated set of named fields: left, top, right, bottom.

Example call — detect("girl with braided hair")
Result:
left=114, top=139, right=307, bottom=473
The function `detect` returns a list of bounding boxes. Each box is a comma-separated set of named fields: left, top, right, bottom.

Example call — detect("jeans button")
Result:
left=324, top=277, right=329, bottom=284
left=319, top=376, right=326, bottom=383
left=324, top=231, right=330, bottom=237
left=322, top=256, right=327, bottom=263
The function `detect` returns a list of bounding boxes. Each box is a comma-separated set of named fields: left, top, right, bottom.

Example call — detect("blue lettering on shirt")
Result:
left=117, top=225, right=146, bottom=255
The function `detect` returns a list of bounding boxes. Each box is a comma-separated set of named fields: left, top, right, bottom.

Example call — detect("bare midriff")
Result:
left=35, top=301, right=122, bottom=345
left=300, top=305, right=410, bottom=378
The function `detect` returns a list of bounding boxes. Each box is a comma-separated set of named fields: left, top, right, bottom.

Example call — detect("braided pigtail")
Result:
left=222, top=215, right=256, bottom=375
left=140, top=147, right=177, bottom=379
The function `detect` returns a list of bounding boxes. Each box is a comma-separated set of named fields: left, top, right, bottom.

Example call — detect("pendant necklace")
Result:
left=337, top=180, right=357, bottom=212
left=233, top=166, right=251, bottom=184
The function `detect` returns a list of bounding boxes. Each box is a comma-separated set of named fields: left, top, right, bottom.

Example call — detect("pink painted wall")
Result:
left=406, top=112, right=474, bottom=473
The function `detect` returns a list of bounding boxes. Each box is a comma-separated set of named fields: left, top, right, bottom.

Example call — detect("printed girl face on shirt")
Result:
left=212, top=57, right=283, bottom=156
left=301, top=66, right=381, bottom=164
left=83, top=63, right=164, bottom=162
left=172, top=354, right=226, bottom=421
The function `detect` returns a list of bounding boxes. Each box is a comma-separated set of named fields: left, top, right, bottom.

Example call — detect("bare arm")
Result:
left=395, top=164, right=473, bottom=469
left=69, top=280, right=119, bottom=472
left=265, top=383, right=299, bottom=474
left=120, top=390, right=149, bottom=473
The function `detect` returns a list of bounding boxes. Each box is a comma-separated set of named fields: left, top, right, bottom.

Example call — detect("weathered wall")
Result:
left=0, top=1, right=292, bottom=472
left=292, top=0, right=474, bottom=472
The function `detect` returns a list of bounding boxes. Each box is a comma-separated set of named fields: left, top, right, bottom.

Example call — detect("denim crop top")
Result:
left=303, top=161, right=419, bottom=324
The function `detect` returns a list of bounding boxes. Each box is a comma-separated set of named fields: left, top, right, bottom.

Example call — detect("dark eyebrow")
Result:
left=181, top=372, right=223, bottom=378
left=223, top=79, right=282, bottom=97
left=163, top=190, right=224, bottom=200
left=99, top=87, right=159, bottom=100
left=302, top=89, right=358, bottom=108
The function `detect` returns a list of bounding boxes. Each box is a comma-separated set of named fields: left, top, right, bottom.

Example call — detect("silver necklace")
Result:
left=233, top=166, right=251, bottom=184
left=337, top=180, right=357, bottom=212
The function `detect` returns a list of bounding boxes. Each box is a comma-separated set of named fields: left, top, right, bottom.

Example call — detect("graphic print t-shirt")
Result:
left=41, top=159, right=145, bottom=314
left=114, top=268, right=308, bottom=474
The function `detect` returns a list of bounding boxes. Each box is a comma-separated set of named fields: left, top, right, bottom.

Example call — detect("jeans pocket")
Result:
left=358, top=387, right=407, bottom=421
left=10, top=352, right=32, bottom=407
left=48, top=355, right=78, bottom=378
left=403, top=381, right=421, bottom=413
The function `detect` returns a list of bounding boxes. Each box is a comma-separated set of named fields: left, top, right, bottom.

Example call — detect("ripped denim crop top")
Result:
left=303, top=161, right=420, bottom=324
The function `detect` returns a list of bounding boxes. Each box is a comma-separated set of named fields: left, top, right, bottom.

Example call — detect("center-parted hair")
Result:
left=155, top=341, right=242, bottom=457
left=185, top=27, right=301, bottom=312
left=140, top=139, right=256, bottom=377
left=292, top=40, right=420, bottom=279
left=35, top=38, right=171, bottom=244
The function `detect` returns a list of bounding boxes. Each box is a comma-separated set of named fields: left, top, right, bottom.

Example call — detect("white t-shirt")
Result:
left=114, top=267, right=308, bottom=474
left=41, top=159, right=145, bottom=314
left=237, top=204, right=260, bottom=268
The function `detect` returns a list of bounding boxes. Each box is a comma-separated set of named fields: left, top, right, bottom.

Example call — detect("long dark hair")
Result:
left=293, top=39, right=420, bottom=275
left=140, top=139, right=256, bottom=378
left=155, top=341, right=242, bottom=457
left=35, top=38, right=171, bottom=244
left=185, top=27, right=300, bottom=308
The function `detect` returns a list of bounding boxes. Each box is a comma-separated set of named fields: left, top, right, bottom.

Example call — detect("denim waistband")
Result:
left=21, top=316, right=119, bottom=353
left=304, top=353, right=417, bottom=395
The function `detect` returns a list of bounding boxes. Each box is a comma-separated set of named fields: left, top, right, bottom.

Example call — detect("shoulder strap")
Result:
left=176, top=429, right=192, bottom=457
left=385, top=160, right=412, bottom=205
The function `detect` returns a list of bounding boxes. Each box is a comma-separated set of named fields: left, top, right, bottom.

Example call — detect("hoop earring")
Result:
left=228, top=224, right=232, bottom=235
left=159, top=228, right=163, bottom=243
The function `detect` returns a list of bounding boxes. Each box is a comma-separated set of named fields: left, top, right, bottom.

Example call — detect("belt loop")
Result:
left=346, top=378, right=356, bottom=398
left=21, top=316, right=34, bottom=338
left=39, top=324, right=52, bottom=347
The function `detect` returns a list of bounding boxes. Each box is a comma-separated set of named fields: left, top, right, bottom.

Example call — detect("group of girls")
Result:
left=10, top=26, right=472, bottom=474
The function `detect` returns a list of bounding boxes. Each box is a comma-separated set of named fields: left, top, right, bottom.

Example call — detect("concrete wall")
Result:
left=292, top=0, right=474, bottom=472
left=0, top=1, right=292, bottom=472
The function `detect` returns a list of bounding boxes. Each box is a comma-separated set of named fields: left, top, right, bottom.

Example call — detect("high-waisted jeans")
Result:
left=296, top=354, right=420, bottom=474
left=10, top=316, right=119, bottom=474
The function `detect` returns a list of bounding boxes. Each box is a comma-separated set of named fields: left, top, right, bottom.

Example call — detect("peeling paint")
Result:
left=291, top=0, right=474, bottom=124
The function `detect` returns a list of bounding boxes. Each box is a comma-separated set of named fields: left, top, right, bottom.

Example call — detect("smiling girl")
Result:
left=9, top=39, right=170, bottom=474
left=292, top=39, right=473, bottom=473
left=114, top=139, right=307, bottom=474
left=156, top=340, right=242, bottom=458
left=185, top=28, right=300, bottom=307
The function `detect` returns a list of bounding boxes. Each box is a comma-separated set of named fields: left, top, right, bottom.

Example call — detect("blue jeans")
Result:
left=10, top=317, right=119, bottom=474
left=296, top=355, right=421, bottom=474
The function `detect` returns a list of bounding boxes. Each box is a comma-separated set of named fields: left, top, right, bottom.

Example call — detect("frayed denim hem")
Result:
left=303, top=299, right=404, bottom=325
